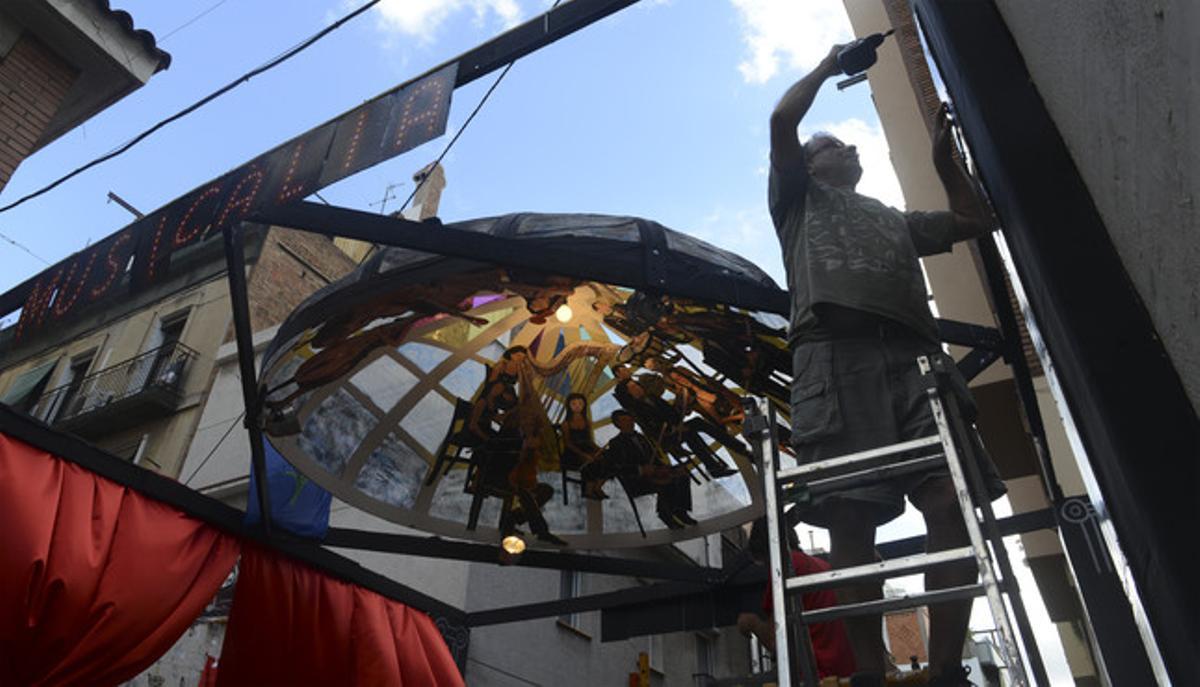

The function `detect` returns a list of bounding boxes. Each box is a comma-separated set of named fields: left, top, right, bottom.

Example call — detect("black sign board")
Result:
left=9, top=63, right=457, bottom=342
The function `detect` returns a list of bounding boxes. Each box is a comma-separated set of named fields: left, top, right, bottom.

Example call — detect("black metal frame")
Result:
left=913, top=1, right=1190, bottom=684
left=226, top=203, right=1018, bottom=613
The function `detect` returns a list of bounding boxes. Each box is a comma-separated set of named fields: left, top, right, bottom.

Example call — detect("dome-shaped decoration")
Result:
left=260, top=213, right=792, bottom=549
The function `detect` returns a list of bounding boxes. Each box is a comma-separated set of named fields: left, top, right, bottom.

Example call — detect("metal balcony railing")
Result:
left=34, top=341, right=197, bottom=432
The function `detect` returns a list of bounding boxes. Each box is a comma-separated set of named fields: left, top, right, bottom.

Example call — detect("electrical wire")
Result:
left=399, top=0, right=565, bottom=213
left=182, top=410, right=246, bottom=486
left=0, top=0, right=383, bottom=217
left=0, top=230, right=49, bottom=264
left=159, top=0, right=232, bottom=44
left=398, top=61, right=514, bottom=214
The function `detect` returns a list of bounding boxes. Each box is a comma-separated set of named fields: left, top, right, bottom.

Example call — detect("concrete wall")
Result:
left=463, top=560, right=749, bottom=686
left=0, top=274, right=233, bottom=477
left=121, top=621, right=225, bottom=687
left=993, top=0, right=1200, bottom=413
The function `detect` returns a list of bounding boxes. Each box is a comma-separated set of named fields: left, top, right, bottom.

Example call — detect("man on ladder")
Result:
left=766, top=43, right=1007, bottom=686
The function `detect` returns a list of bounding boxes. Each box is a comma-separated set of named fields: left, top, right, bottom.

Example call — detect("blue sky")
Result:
left=0, top=0, right=904, bottom=295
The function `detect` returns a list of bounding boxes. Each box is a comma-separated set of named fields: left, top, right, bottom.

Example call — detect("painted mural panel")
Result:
left=260, top=217, right=792, bottom=549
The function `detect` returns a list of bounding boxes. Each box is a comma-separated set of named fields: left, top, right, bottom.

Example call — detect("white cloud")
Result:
left=364, top=0, right=525, bottom=43
left=801, top=117, right=905, bottom=210
left=729, top=0, right=854, bottom=83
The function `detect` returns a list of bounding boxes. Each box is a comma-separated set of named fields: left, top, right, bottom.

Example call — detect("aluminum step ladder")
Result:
left=743, top=354, right=1050, bottom=687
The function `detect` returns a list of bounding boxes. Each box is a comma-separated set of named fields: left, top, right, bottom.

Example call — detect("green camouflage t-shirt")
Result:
left=769, top=156, right=956, bottom=344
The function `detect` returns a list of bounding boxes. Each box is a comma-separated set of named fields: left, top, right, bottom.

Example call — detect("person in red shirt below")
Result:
left=737, top=518, right=858, bottom=680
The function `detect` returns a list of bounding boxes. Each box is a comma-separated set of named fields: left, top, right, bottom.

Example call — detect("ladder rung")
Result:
left=777, top=435, right=942, bottom=484
left=785, top=547, right=976, bottom=593
left=805, top=454, right=946, bottom=496
left=801, top=584, right=986, bottom=623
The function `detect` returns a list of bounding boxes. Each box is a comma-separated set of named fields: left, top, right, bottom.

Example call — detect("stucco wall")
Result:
left=0, top=275, right=233, bottom=478
left=994, top=0, right=1200, bottom=412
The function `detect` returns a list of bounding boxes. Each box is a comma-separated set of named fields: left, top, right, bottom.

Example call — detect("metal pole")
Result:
left=223, top=225, right=272, bottom=536
left=769, top=403, right=821, bottom=687
left=918, top=356, right=1028, bottom=687
left=975, top=236, right=1065, bottom=503
left=932, top=357, right=1051, bottom=687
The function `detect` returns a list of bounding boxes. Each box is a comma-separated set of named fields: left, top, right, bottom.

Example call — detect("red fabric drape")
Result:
left=0, top=433, right=241, bottom=687
left=199, top=654, right=219, bottom=687
left=217, top=545, right=463, bottom=687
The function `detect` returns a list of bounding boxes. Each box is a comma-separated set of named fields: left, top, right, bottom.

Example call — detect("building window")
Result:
left=102, top=434, right=149, bottom=464
left=647, top=633, right=664, bottom=674
left=558, top=570, right=582, bottom=631
left=127, top=310, right=189, bottom=394
left=40, top=351, right=95, bottom=422
left=148, top=312, right=188, bottom=382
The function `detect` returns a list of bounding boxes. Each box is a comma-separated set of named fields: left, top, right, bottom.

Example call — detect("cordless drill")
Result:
left=835, top=29, right=895, bottom=90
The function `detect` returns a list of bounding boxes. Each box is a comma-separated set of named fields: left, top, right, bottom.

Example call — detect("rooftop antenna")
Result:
left=106, top=191, right=144, bottom=219
left=370, top=182, right=403, bottom=215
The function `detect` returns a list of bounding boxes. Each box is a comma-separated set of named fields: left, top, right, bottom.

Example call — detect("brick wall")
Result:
left=243, top=227, right=358, bottom=335
left=0, top=34, right=78, bottom=191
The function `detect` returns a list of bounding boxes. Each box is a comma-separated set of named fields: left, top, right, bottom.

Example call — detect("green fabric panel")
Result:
left=0, top=360, right=58, bottom=405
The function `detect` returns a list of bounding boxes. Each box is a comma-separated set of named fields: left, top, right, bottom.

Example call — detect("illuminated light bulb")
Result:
left=501, top=535, right=526, bottom=555
left=554, top=304, right=573, bottom=323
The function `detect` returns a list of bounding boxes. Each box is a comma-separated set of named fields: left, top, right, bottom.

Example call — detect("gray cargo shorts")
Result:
left=789, top=335, right=1006, bottom=528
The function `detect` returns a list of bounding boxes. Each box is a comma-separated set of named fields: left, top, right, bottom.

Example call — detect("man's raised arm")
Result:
left=932, top=103, right=992, bottom=240
left=770, top=45, right=843, bottom=168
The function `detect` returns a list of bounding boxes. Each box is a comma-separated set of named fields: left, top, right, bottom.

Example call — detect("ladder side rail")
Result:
left=932, top=357, right=1052, bottom=687
left=769, top=402, right=822, bottom=687
left=918, top=356, right=1031, bottom=687
left=748, top=397, right=797, bottom=687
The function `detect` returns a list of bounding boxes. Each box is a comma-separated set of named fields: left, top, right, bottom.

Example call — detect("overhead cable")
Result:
left=0, top=230, right=49, bottom=265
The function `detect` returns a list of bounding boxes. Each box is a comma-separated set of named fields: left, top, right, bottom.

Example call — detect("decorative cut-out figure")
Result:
left=560, top=393, right=606, bottom=500
left=585, top=410, right=695, bottom=529
left=658, top=364, right=752, bottom=460
left=611, top=365, right=738, bottom=478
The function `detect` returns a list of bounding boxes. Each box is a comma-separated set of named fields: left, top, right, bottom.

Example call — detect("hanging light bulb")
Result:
left=554, top=303, right=573, bottom=323
left=501, top=535, right=526, bottom=555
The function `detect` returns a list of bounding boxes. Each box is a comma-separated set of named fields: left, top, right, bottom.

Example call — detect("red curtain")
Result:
left=0, top=433, right=241, bottom=687
left=199, top=654, right=219, bottom=687
left=216, top=544, right=463, bottom=687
